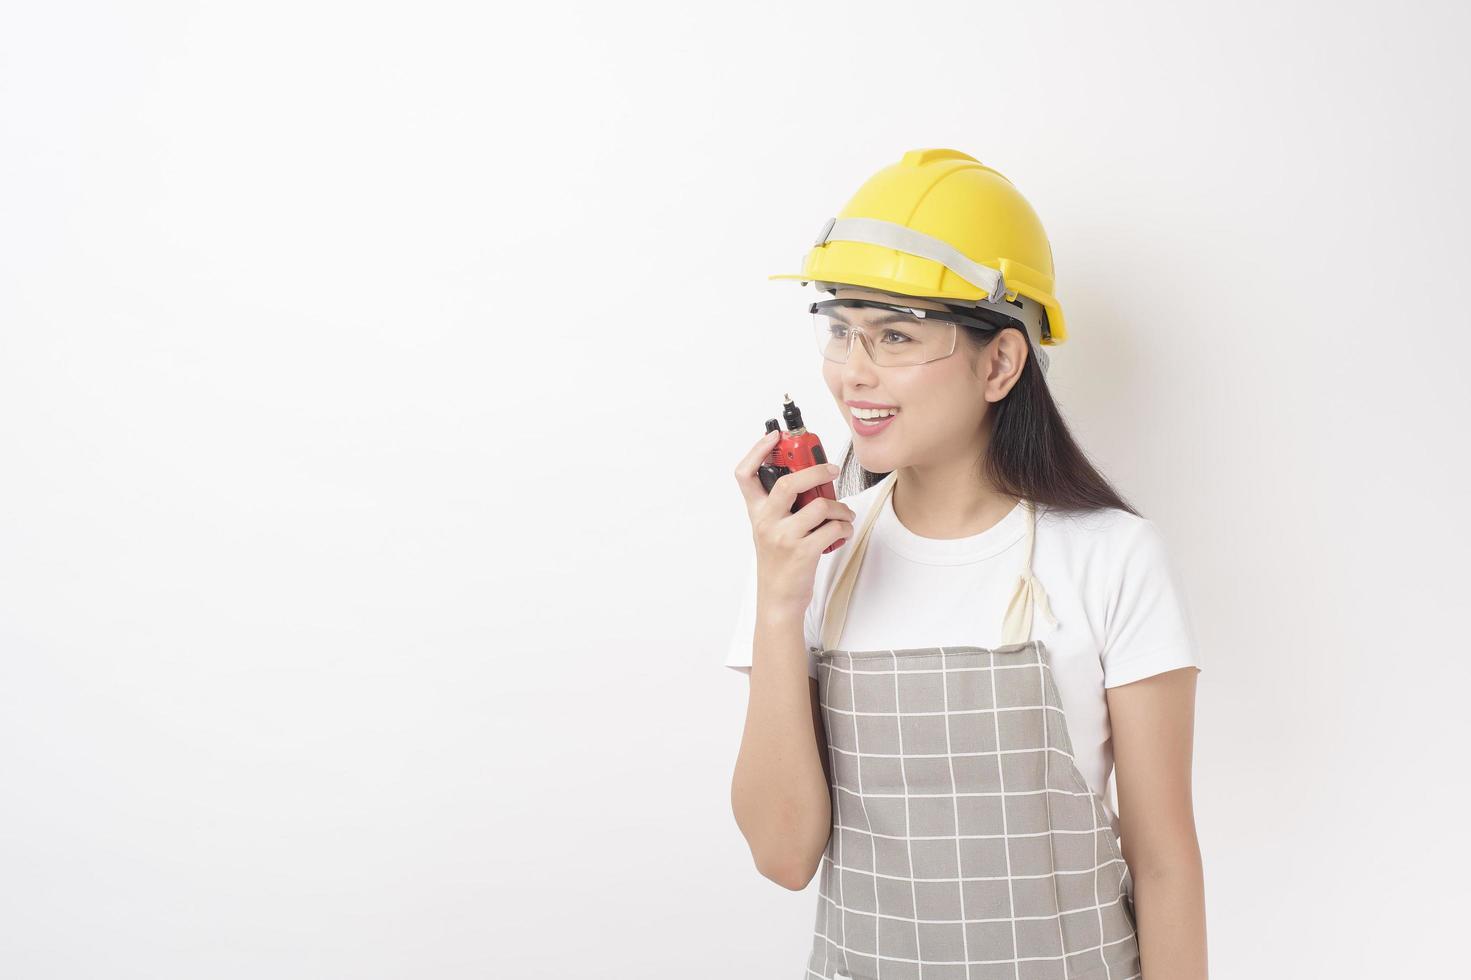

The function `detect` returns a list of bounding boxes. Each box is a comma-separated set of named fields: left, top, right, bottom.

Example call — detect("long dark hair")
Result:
left=836, top=320, right=1140, bottom=518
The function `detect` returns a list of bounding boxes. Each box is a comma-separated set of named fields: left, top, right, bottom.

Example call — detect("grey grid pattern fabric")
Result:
left=805, top=643, right=1140, bottom=980
left=803, top=475, right=1139, bottom=979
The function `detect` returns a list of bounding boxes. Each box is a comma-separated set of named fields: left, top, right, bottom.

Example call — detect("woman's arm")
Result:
left=1108, top=665, right=1208, bottom=979
left=729, top=607, right=833, bottom=890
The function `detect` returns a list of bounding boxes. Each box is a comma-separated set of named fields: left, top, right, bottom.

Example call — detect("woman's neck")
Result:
left=890, top=462, right=1020, bottom=540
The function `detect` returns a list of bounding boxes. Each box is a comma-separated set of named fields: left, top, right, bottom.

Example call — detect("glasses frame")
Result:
left=809, top=296, right=1026, bottom=367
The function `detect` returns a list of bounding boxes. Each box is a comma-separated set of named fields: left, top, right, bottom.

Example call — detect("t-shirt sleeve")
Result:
left=1100, top=517, right=1203, bottom=689
left=724, top=551, right=820, bottom=679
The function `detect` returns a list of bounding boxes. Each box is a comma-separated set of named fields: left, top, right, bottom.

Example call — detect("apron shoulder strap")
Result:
left=819, top=472, right=897, bottom=651
left=999, top=498, right=1059, bottom=646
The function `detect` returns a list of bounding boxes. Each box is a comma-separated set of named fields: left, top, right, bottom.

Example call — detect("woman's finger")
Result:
left=733, top=429, right=782, bottom=509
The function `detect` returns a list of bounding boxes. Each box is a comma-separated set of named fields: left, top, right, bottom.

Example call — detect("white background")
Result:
left=2, top=1, right=1467, bottom=977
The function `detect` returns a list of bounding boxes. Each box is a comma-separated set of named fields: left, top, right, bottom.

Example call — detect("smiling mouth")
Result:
left=850, top=407, right=898, bottom=435
left=848, top=406, right=899, bottom=421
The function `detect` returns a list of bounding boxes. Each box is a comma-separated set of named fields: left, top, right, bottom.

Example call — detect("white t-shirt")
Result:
left=724, top=477, right=1204, bottom=827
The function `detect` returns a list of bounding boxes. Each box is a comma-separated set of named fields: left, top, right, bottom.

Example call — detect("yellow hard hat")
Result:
left=770, top=148, right=1067, bottom=347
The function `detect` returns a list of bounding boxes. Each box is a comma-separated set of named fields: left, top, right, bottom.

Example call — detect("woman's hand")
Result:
left=733, top=431, right=856, bottom=620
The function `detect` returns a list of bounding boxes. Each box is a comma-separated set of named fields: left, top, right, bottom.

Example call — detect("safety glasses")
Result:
left=810, top=297, right=1028, bottom=368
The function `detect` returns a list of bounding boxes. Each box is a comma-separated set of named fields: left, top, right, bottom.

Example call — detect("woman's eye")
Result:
left=881, top=330, right=911, bottom=344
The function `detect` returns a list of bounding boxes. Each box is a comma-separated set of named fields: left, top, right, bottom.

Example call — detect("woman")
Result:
left=726, top=149, right=1208, bottom=979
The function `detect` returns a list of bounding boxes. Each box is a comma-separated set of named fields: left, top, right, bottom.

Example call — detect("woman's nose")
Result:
left=843, top=327, right=881, bottom=378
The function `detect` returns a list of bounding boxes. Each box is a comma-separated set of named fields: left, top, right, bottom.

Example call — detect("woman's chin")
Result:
left=851, top=451, right=898, bottom=475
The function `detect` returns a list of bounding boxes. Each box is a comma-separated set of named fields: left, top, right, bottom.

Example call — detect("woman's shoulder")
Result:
left=1035, top=502, right=1183, bottom=594
left=1035, top=501, right=1166, bottom=557
left=1037, top=501, right=1150, bottom=531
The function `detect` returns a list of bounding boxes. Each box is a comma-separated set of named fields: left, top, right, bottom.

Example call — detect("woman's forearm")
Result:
left=1132, top=854, right=1209, bottom=979
left=729, top=605, right=832, bottom=890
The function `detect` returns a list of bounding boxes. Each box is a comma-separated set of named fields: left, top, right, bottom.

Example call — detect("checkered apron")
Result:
left=806, top=473, right=1140, bottom=980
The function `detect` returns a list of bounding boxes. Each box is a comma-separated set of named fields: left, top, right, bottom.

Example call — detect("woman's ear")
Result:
left=981, top=329, right=1029, bottom=402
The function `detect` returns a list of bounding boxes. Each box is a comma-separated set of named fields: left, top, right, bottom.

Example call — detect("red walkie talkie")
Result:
left=757, top=394, right=846, bottom=554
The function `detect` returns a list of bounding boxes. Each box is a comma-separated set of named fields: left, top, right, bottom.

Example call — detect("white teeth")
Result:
left=851, top=406, right=898, bottom=420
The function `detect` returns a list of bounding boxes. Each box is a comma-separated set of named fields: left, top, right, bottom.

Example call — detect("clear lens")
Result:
left=812, top=304, right=957, bottom=367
